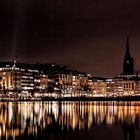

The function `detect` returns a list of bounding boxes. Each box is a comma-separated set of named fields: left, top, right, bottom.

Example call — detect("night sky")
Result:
left=1, top=0, right=140, bottom=77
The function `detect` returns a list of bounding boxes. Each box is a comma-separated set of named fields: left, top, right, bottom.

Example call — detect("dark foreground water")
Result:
left=0, top=101, right=140, bottom=140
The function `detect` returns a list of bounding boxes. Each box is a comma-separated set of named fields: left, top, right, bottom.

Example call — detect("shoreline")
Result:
left=42, top=96, right=140, bottom=101
left=0, top=96, right=140, bottom=102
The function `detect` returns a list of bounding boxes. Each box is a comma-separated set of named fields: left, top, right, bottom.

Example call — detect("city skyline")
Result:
left=1, top=1, right=140, bottom=140
left=1, top=0, right=140, bottom=77
left=0, top=37, right=137, bottom=78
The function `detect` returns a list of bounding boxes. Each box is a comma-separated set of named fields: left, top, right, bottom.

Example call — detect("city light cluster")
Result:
left=0, top=60, right=139, bottom=100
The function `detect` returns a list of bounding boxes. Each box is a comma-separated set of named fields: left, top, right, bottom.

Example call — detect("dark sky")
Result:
left=1, top=0, right=140, bottom=77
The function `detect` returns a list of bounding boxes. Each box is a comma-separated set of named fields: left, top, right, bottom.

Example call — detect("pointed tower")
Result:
left=123, top=37, right=134, bottom=75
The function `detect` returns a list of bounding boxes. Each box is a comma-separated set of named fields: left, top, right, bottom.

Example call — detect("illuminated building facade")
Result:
left=51, top=73, right=73, bottom=97
left=0, top=62, right=39, bottom=94
left=92, top=79, right=106, bottom=96
left=78, top=73, right=89, bottom=91
left=90, top=78, right=124, bottom=97
left=135, top=80, right=140, bottom=95
left=0, top=67, right=22, bottom=92
left=48, top=71, right=89, bottom=97
left=117, top=73, right=140, bottom=96
left=106, top=78, right=123, bottom=96
left=34, top=72, right=48, bottom=93
left=123, top=80, right=136, bottom=95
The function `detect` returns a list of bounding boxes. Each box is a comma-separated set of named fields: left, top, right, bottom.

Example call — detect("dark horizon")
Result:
left=1, top=0, right=140, bottom=77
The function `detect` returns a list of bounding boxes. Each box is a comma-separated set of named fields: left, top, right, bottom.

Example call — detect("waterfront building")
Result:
left=49, top=70, right=89, bottom=98
left=0, top=61, right=39, bottom=95
left=135, top=80, right=140, bottom=95
left=0, top=66, right=21, bottom=92
left=56, top=73, right=73, bottom=97
left=78, top=73, right=89, bottom=90
left=106, top=78, right=123, bottom=97
left=123, top=80, right=136, bottom=95
left=91, top=78, right=106, bottom=97
left=34, top=72, right=48, bottom=94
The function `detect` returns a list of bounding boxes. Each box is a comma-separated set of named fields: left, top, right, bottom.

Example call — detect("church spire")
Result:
left=125, top=37, right=131, bottom=57
left=123, top=37, right=134, bottom=75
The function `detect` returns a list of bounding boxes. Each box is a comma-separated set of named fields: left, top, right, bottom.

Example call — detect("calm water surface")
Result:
left=0, top=101, right=140, bottom=140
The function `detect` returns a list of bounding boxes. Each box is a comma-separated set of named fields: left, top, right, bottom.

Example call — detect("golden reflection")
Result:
left=0, top=101, right=139, bottom=139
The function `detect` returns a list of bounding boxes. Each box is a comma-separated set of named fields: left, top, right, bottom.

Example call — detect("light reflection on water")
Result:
left=0, top=101, right=140, bottom=140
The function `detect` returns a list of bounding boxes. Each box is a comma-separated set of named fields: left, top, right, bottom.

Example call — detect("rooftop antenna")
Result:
left=13, top=58, right=17, bottom=68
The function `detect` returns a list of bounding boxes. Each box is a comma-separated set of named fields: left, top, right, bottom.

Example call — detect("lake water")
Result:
left=0, top=101, right=140, bottom=140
